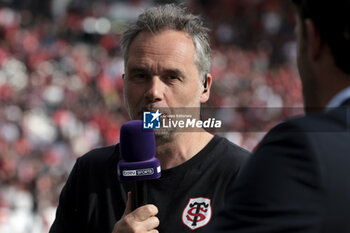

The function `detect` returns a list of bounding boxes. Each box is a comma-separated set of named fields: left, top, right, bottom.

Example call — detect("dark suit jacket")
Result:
left=208, top=102, right=350, bottom=232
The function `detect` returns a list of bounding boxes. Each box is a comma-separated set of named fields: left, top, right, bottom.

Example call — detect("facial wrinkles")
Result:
left=125, top=30, right=202, bottom=119
left=128, top=38, right=194, bottom=74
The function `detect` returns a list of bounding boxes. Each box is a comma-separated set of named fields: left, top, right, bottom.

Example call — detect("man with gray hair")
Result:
left=50, top=4, right=248, bottom=233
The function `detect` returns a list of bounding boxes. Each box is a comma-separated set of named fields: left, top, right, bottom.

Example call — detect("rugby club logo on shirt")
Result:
left=182, top=197, right=212, bottom=230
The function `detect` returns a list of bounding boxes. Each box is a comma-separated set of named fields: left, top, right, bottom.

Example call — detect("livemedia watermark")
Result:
left=142, top=107, right=350, bottom=132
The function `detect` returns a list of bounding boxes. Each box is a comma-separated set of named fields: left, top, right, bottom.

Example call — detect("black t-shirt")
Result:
left=50, top=135, right=249, bottom=233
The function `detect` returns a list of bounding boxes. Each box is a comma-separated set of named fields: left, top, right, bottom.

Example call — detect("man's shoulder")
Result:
left=211, top=135, right=250, bottom=167
left=270, top=108, right=348, bottom=134
left=257, top=109, right=350, bottom=155
left=77, top=144, right=120, bottom=167
left=215, top=135, right=250, bottom=155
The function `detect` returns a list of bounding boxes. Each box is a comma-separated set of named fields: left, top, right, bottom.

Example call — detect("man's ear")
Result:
left=305, top=19, right=322, bottom=61
left=200, top=73, right=212, bottom=103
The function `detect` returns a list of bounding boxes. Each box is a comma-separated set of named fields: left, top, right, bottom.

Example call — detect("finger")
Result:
left=148, top=230, right=159, bottom=233
left=143, top=216, right=160, bottom=231
left=133, top=204, right=158, bottom=222
left=122, top=192, right=132, bottom=217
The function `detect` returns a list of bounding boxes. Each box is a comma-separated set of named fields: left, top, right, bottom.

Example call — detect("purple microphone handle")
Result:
left=118, top=120, right=162, bottom=210
left=118, top=156, right=161, bottom=210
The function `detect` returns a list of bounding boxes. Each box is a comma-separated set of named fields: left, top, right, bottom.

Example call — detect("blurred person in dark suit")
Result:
left=207, top=0, right=350, bottom=232
left=49, top=4, right=249, bottom=233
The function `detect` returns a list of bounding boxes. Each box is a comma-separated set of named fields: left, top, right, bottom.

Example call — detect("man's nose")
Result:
left=144, top=76, right=164, bottom=102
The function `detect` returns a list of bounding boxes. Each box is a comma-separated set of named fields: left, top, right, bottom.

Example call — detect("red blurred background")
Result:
left=0, top=0, right=302, bottom=232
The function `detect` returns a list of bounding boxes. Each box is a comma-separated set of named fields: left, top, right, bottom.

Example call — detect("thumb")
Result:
left=122, top=192, right=132, bottom=217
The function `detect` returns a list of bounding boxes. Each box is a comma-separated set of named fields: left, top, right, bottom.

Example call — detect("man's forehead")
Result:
left=128, top=29, right=195, bottom=57
left=126, top=29, right=197, bottom=72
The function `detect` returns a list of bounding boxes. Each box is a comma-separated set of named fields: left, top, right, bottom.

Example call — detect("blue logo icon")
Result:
left=143, top=110, right=161, bottom=129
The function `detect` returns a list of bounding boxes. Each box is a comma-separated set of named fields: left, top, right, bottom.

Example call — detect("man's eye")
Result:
left=165, top=75, right=180, bottom=81
left=131, top=73, right=147, bottom=80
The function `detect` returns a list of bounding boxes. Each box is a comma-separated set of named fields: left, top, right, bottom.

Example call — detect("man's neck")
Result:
left=155, top=131, right=214, bottom=170
left=305, top=63, right=350, bottom=113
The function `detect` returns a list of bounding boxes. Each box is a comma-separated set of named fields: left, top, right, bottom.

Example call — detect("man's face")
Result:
left=295, top=13, right=316, bottom=109
left=296, top=14, right=307, bottom=82
left=123, top=29, right=204, bottom=120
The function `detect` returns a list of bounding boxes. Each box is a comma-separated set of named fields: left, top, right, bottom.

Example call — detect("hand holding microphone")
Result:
left=113, top=192, right=159, bottom=233
left=113, top=120, right=161, bottom=233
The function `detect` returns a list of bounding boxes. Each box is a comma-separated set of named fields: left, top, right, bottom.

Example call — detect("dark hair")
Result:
left=292, top=0, right=350, bottom=74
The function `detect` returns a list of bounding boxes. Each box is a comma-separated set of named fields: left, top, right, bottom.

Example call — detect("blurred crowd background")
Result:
left=0, top=0, right=302, bottom=232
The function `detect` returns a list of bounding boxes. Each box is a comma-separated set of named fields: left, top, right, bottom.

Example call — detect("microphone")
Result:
left=117, top=120, right=161, bottom=210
